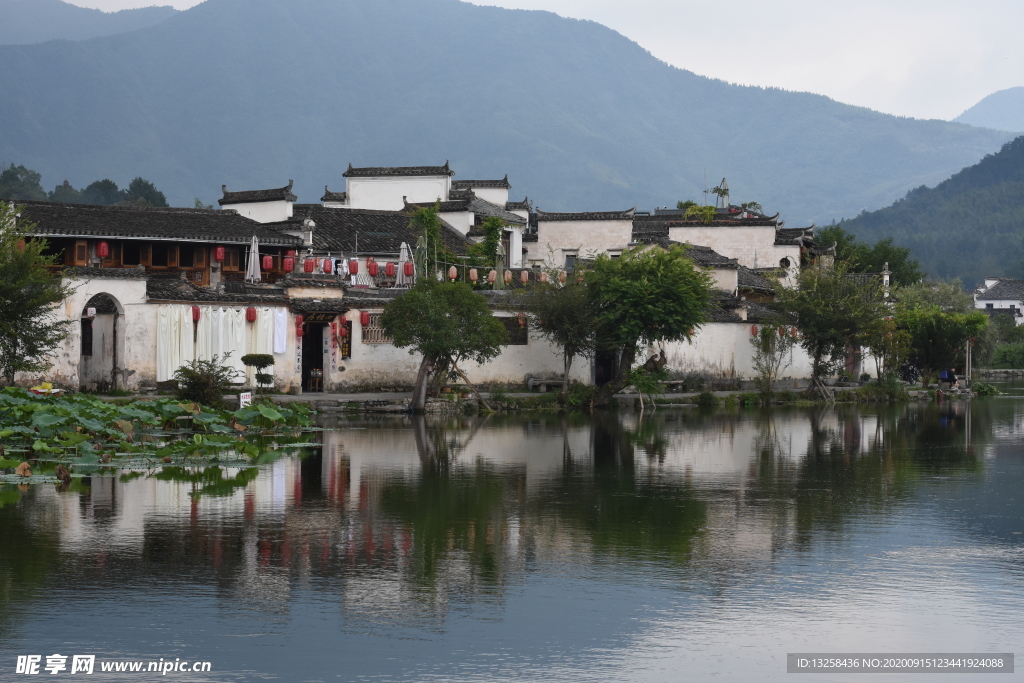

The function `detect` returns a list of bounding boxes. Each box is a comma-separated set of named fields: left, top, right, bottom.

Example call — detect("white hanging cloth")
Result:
left=177, top=305, right=195, bottom=371
left=195, top=306, right=213, bottom=362
left=156, top=306, right=173, bottom=382
left=224, top=308, right=247, bottom=381
left=209, top=307, right=224, bottom=362
left=273, top=308, right=288, bottom=354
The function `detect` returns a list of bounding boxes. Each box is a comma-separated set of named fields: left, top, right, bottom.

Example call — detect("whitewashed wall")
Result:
left=346, top=176, right=451, bottom=211
left=659, top=323, right=814, bottom=381
left=531, top=218, right=633, bottom=267
left=667, top=225, right=799, bottom=271
left=224, top=200, right=293, bottom=224
left=467, top=187, right=509, bottom=206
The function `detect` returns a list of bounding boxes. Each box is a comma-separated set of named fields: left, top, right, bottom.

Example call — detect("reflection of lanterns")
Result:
left=385, top=262, right=395, bottom=277
left=488, top=270, right=497, bottom=284
left=246, top=307, right=257, bottom=323
left=558, top=271, right=567, bottom=283
left=304, top=258, right=315, bottom=273
left=214, top=246, right=225, bottom=262
left=539, top=272, right=549, bottom=283
left=404, top=261, right=414, bottom=277
left=448, top=265, right=458, bottom=281
left=283, top=256, right=294, bottom=272
left=520, top=270, right=529, bottom=284
left=349, top=259, right=359, bottom=275
left=368, top=260, right=379, bottom=277
left=360, top=311, right=371, bottom=326
left=323, top=258, right=333, bottom=274
left=750, top=325, right=758, bottom=336
left=517, top=313, right=527, bottom=327
left=469, top=268, right=478, bottom=283
left=294, top=315, right=304, bottom=326
left=97, top=241, right=110, bottom=258
left=504, top=270, right=512, bottom=284
left=262, top=254, right=273, bottom=271
left=192, top=306, right=201, bottom=322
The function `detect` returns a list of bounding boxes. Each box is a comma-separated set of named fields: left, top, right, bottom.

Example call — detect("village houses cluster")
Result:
left=10, top=163, right=832, bottom=394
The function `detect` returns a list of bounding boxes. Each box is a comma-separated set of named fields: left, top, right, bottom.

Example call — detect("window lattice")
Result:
left=362, top=314, right=393, bottom=344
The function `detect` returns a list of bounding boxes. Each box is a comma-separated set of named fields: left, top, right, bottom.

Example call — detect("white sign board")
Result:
left=239, top=392, right=253, bottom=408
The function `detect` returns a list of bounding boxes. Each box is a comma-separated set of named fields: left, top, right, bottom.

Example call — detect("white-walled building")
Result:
left=975, top=278, right=1024, bottom=324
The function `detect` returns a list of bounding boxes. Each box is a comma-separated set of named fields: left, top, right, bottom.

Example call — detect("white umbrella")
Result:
left=245, top=235, right=261, bottom=283
left=396, top=242, right=411, bottom=286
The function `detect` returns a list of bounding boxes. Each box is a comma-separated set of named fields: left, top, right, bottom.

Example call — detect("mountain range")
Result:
left=841, top=135, right=1024, bottom=287
left=0, top=0, right=1013, bottom=225
left=0, top=0, right=177, bottom=45
left=954, top=87, right=1024, bottom=133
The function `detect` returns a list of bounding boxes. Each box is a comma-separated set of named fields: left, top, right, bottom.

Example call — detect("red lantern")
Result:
left=520, top=270, right=529, bottom=284
left=368, top=260, right=379, bottom=277
left=404, top=261, right=414, bottom=277
left=791, top=327, right=798, bottom=338
left=283, top=256, right=294, bottom=273
left=469, top=268, right=478, bottom=283
left=504, top=270, right=512, bottom=284
left=246, top=306, right=257, bottom=323
left=294, top=315, right=304, bottom=327
left=192, top=306, right=201, bottom=322
left=349, top=259, right=359, bottom=275
left=360, top=311, right=371, bottom=326
left=262, top=254, right=273, bottom=271
left=304, top=258, right=315, bottom=273
left=488, top=270, right=497, bottom=283
left=323, top=258, right=333, bottom=274
left=750, top=325, right=758, bottom=336
left=96, top=241, right=110, bottom=259
left=539, top=272, right=549, bottom=283
left=778, top=326, right=786, bottom=338
left=214, top=246, right=225, bottom=262
left=338, top=324, right=348, bottom=338
left=385, top=262, right=396, bottom=277
left=286, top=249, right=296, bottom=257
left=448, top=266, right=458, bottom=281
left=295, top=327, right=305, bottom=338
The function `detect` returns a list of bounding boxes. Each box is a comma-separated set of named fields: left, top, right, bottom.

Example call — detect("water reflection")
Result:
left=1, top=399, right=1021, bottom=681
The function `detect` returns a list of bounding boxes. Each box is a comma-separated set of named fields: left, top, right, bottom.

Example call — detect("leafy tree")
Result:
left=676, top=199, right=698, bottom=211
left=817, top=225, right=924, bottom=286
left=194, top=198, right=214, bottom=209
left=586, top=245, right=714, bottom=406
left=741, top=201, right=763, bottom=213
left=172, top=354, right=240, bottom=409
left=466, top=216, right=503, bottom=268
left=409, top=203, right=459, bottom=278
left=863, top=316, right=911, bottom=382
left=775, top=261, right=887, bottom=394
left=49, top=180, right=82, bottom=203
left=380, top=279, right=508, bottom=412
left=750, top=323, right=796, bottom=401
left=0, top=204, right=74, bottom=383
left=0, top=164, right=47, bottom=201
left=240, top=353, right=275, bottom=397
left=81, top=179, right=124, bottom=205
left=520, top=278, right=596, bottom=399
left=123, top=177, right=168, bottom=207
left=895, top=278, right=973, bottom=313
left=683, top=204, right=716, bottom=223
left=897, top=307, right=987, bottom=387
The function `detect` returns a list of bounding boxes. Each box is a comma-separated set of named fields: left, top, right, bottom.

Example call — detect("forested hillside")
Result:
left=840, top=136, right=1024, bottom=286
left=0, top=0, right=1011, bottom=222
left=0, top=0, right=177, bottom=45
left=954, top=87, right=1024, bottom=133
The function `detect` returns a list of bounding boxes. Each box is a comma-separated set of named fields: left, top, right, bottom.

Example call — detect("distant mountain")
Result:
left=954, top=87, right=1024, bottom=133
left=0, top=0, right=177, bottom=45
left=0, top=0, right=1012, bottom=224
left=840, top=136, right=1024, bottom=286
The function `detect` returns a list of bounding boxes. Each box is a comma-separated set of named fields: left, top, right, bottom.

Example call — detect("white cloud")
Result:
left=67, top=0, right=1024, bottom=120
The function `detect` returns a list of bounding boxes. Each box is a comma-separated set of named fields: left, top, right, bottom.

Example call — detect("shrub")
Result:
left=992, top=343, right=1024, bottom=369
left=241, top=353, right=275, bottom=394
left=974, top=382, right=1000, bottom=396
left=696, top=390, right=718, bottom=409
left=172, top=355, right=240, bottom=409
left=563, top=382, right=596, bottom=410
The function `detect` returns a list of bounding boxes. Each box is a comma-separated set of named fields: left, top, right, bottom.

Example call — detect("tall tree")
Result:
left=49, top=180, right=83, bottom=204
left=380, top=280, right=508, bottom=413
left=587, top=245, right=714, bottom=406
left=897, top=307, right=987, bottom=387
left=124, top=177, right=168, bottom=207
left=0, top=164, right=47, bottom=201
left=81, top=179, right=124, bottom=205
left=409, top=203, right=459, bottom=279
left=520, top=278, right=596, bottom=398
left=775, top=261, right=887, bottom=393
left=817, top=225, right=924, bottom=286
left=0, top=204, right=74, bottom=383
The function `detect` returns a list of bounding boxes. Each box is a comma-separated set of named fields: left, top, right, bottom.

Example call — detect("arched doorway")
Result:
left=79, top=293, right=125, bottom=392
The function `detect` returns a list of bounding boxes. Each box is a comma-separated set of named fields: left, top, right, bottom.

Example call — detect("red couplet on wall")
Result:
left=283, top=256, right=294, bottom=273
left=96, top=241, right=110, bottom=259
left=368, top=260, right=379, bottom=277
left=385, top=262, right=395, bottom=277
left=303, top=258, right=315, bottom=273
left=323, top=258, right=333, bottom=274
left=192, top=306, right=201, bottom=322
left=360, top=311, right=371, bottom=326
left=262, top=255, right=273, bottom=271
left=214, top=246, right=226, bottom=262
left=246, top=306, right=257, bottom=323
left=349, top=259, right=359, bottom=275
left=404, top=261, right=414, bottom=277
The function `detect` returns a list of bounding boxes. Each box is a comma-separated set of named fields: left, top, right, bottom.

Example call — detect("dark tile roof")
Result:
left=635, top=214, right=781, bottom=228
left=505, top=197, right=531, bottom=212
left=775, top=226, right=815, bottom=246
left=536, top=209, right=636, bottom=222
left=343, top=162, right=454, bottom=178
left=64, top=266, right=149, bottom=280
left=452, top=176, right=510, bottom=190
left=522, top=232, right=538, bottom=243
left=707, top=295, right=744, bottom=323
left=219, top=181, right=296, bottom=206
left=16, top=201, right=302, bottom=246
left=686, top=245, right=739, bottom=269
left=290, top=205, right=470, bottom=256
left=321, top=187, right=347, bottom=203
left=280, top=272, right=348, bottom=289
left=406, top=195, right=527, bottom=225
left=289, top=298, right=350, bottom=313
left=745, top=301, right=791, bottom=324
left=738, top=267, right=775, bottom=292
left=976, top=280, right=1024, bottom=301
left=448, top=188, right=474, bottom=201
left=146, top=278, right=291, bottom=305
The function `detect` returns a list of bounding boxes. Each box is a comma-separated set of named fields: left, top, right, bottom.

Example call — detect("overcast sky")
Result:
left=67, top=0, right=1023, bottom=121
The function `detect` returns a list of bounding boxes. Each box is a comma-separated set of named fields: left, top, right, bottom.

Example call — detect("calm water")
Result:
left=2, top=395, right=1023, bottom=682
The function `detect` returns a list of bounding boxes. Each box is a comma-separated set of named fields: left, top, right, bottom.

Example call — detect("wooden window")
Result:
left=362, top=314, right=393, bottom=344
left=223, top=248, right=241, bottom=271
left=67, top=240, right=88, bottom=266
left=152, top=244, right=169, bottom=267
left=123, top=243, right=141, bottom=266
left=194, top=247, right=207, bottom=268
left=139, top=244, right=152, bottom=267
left=80, top=319, right=93, bottom=357
left=166, top=245, right=178, bottom=268
left=179, top=245, right=194, bottom=268
left=500, top=317, right=529, bottom=345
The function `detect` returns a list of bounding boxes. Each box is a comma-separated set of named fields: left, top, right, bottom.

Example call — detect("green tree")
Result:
left=380, top=279, right=508, bottom=412
left=0, top=164, right=47, bottom=201
left=741, top=201, right=763, bottom=213
left=587, top=245, right=714, bottom=406
left=750, top=323, right=796, bottom=401
left=466, top=216, right=503, bottom=268
left=0, top=204, right=74, bottom=383
left=676, top=199, right=698, bottom=211
left=897, top=307, right=987, bottom=387
left=817, top=225, right=924, bottom=287
left=775, top=261, right=887, bottom=394
left=895, top=278, right=973, bottom=313
left=123, top=177, right=168, bottom=207
left=48, top=180, right=82, bottom=204
left=520, top=278, right=596, bottom=399
left=409, top=203, right=459, bottom=278
left=81, top=179, right=124, bottom=205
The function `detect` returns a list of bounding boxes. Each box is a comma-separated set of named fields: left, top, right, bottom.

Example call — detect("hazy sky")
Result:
left=67, top=0, right=1024, bottom=121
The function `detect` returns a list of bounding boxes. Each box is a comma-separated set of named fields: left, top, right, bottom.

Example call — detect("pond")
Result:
left=1, top=395, right=1022, bottom=681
